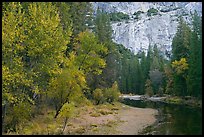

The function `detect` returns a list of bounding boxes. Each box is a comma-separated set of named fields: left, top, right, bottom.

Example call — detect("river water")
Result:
left=121, top=98, right=202, bottom=135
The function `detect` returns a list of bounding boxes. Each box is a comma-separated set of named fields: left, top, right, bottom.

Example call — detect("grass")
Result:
left=92, top=127, right=99, bottom=132
left=5, top=102, right=123, bottom=135
left=16, top=106, right=64, bottom=135
left=90, top=112, right=101, bottom=117
left=164, top=96, right=202, bottom=108
left=98, top=109, right=113, bottom=115
left=75, top=126, right=86, bottom=134
left=90, top=124, right=98, bottom=127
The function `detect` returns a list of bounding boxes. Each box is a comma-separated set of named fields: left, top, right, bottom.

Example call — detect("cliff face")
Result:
left=92, top=2, right=202, bottom=55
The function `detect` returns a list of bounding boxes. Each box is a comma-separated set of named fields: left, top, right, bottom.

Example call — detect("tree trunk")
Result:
left=62, top=117, right=68, bottom=134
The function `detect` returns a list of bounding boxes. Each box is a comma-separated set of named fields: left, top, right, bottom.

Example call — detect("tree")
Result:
left=68, top=2, right=94, bottom=36
left=74, top=30, right=108, bottom=75
left=149, top=69, right=163, bottom=94
left=22, top=2, right=71, bottom=99
left=2, top=2, right=35, bottom=132
left=172, top=17, right=191, bottom=61
left=47, top=52, right=87, bottom=118
left=171, top=58, right=189, bottom=96
left=54, top=2, right=73, bottom=57
left=65, top=2, right=94, bottom=56
left=57, top=102, right=75, bottom=134
left=150, top=44, right=164, bottom=71
left=93, top=8, right=120, bottom=90
left=171, top=17, right=191, bottom=97
left=187, top=12, right=202, bottom=97
left=94, top=8, right=113, bottom=44
left=164, top=64, right=174, bottom=94
left=2, top=2, right=72, bottom=131
left=145, top=79, right=154, bottom=97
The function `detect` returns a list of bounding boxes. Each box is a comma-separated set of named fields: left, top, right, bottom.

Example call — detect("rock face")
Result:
left=92, top=2, right=202, bottom=56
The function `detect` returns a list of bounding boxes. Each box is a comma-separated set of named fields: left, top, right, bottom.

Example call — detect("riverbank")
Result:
left=120, top=94, right=202, bottom=108
left=63, top=102, right=158, bottom=135
left=114, top=105, right=158, bottom=135
left=4, top=102, right=158, bottom=135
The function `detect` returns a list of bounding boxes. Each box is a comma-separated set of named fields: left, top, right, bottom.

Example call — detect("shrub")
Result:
left=103, top=81, right=120, bottom=103
left=109, top=12, right=129, bottom=22
left=93, top=82, right=121, bottom=105
left=133, top=10, right=144, bottom=19
left=147, top=8, right=158, bottom=16
left=92, top=88, right=104, bottom=105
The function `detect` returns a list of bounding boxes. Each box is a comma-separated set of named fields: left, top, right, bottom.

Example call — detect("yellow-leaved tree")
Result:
left=74, top=30, right=108, bottom=75
left=171, top=58, right=189, bottom=75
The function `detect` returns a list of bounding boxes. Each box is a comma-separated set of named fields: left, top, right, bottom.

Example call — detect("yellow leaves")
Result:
left=73, top=30, right=108, bottom=75
left=58, top=102, right=75, bottom=118
left=171, top=58, right=189, bottom=75
left=4, top=93, right=17, bottom=104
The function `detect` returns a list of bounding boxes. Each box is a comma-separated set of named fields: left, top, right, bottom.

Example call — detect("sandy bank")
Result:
left=115, top=105, right=158, bottom=135
left=65, top=103, right=158, bottom=135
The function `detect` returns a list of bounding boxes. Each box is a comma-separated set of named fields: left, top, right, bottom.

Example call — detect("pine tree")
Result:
left=172, top=17, right=191, bottom=61
left=171, top=17, right=191, bottom=96
left=145, top=79, right=154, bottom=97
left=68, top=2, right=94, bottom=36
left=187, top=12, right=202, bottom=97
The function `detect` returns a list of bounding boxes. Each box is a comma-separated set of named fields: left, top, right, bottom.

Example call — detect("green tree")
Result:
left=2, top=2, right=34, bottom=132
left=94, top=8, right=113, bottom=44
left=74, top=30, right=108, bottom=75
left=171, top=58, right=189, bottom=96
left=68, top=2, right=94, bottom=36
left=171, top=17, right=191, bottom=96
left=187, top=12, right=202, bottom=97
left=172, top=17, right=191, bottom=61
left=47, top=52, right=87, bottom=118
left=145, top=79, right=154, bottom=97
left=164, top=64, right=174, bottom=94
left=57, top=102, right=75, bottom=134
left=93, top=9, right=120, bottom=90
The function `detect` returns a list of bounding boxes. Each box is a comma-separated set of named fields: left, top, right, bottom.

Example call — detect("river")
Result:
left=121, top=98, right=202, bottom=135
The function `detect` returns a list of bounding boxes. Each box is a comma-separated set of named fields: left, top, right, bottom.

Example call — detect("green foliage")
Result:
left=2, top=2, right=35, bottom=132
left=103, top=81, right=121, bottom=103
left=170, top=16, right=195, bottom=97
left=147, top=8, right=158, bottom=16
left=74, top=30, right=108, bottom=75
left=171, top=58, right=189, bottom=75
left=149, top=69, right=163, bottom=93
left=145, top=79, right=154, bottom=97
left=133, top=10, right=144, bottom=19
left=172, top=17, right=191, bottom=61
left=47, top=52, right=87, bottom=116
left=58, top=102, right=75, bottom=119
left=93, top=88, right=105, bottom=105
left=109, top=12, right=129, bottom=22
left=158, top=86, right=164, bottom=96
left=92, top=82, right=120, bottom=104
left=54, top=2, right=73, bottom=38
left=2, top=2, right=202, bottom=134
left=68, top=2, right=94, bottom=36
left=164, top=65, right=174, bottom=94
left=187, top=12, right=202, bottom=97
left=93, top=9, right=119, bottom=90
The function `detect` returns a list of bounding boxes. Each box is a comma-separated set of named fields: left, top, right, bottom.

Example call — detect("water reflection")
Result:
left=121, top=99, right=202, bottom=135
